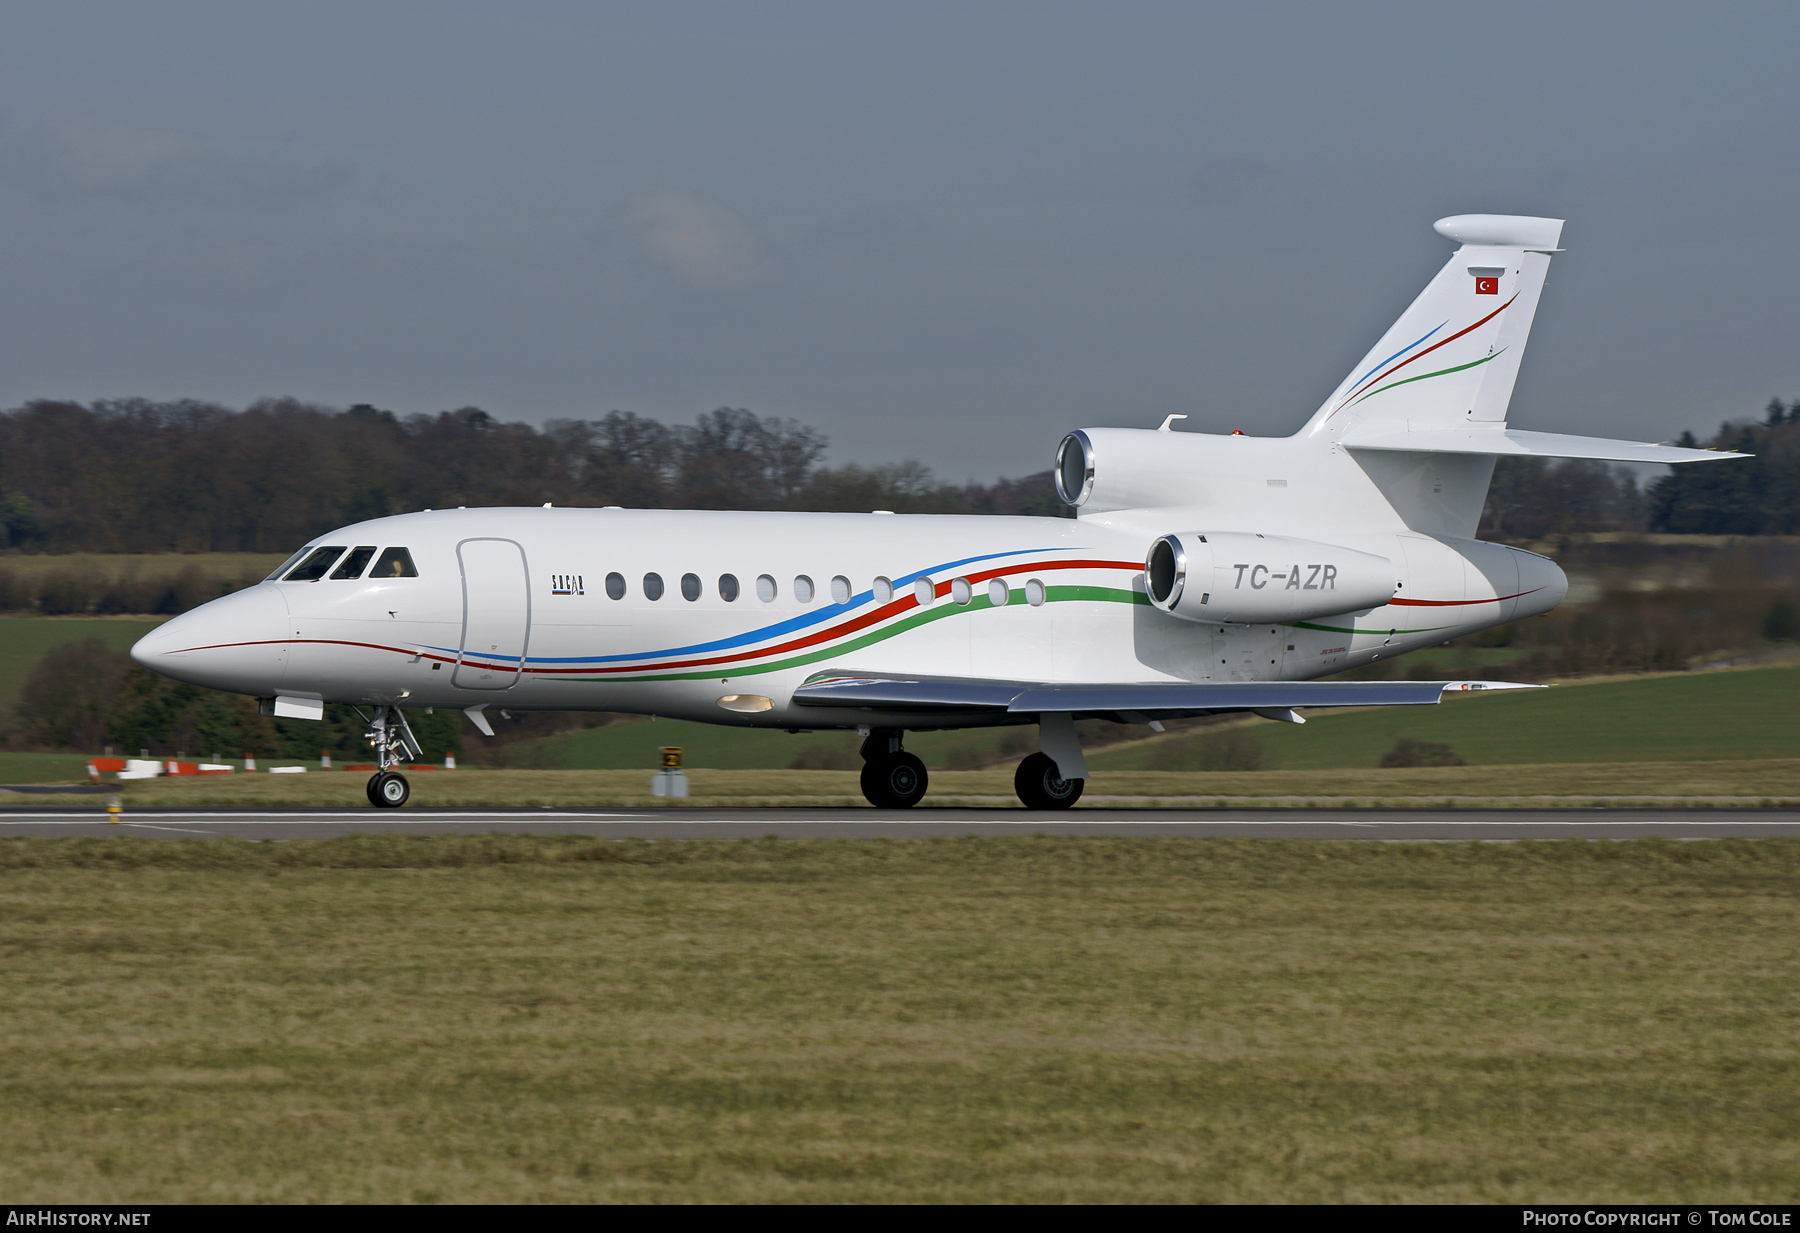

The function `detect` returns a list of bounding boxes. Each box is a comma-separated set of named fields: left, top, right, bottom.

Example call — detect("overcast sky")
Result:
left=0, top=1, right=1794, bottom=479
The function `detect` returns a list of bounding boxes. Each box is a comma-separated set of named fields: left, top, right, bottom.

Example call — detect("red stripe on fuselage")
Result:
left=165, top=637, right=454, bottom=662
left=1388, top=587, right=1542, bottom=607
left=528, top=558, right=1144, bottom=676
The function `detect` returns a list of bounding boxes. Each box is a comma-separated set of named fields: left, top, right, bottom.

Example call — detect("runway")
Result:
left=2, top=806, right=1798, bottom=840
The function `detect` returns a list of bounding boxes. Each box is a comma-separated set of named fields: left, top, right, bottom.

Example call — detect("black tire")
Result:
left=860, top=752, right=928, bottom=809
left=365, top=772, right=384, bottom=807
left=371, top=771, right=410, bottom=809
left=1014, top=752, right=1083, bottom=810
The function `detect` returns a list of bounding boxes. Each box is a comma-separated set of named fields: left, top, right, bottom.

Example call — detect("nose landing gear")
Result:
left=358, top=705, right=424, bottom=809
left=367, top=770, right=410, bottom=808
left=859, top=728, right=928, bottom=809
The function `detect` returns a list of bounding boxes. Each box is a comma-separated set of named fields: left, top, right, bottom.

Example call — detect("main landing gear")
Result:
left=1014, top=751, right=1084, bottom=810
left=856, top=727, right=1086, bottom=811
left=859, top=728, right=928, bottom=809
left=357, top=705, right=424, bottom=809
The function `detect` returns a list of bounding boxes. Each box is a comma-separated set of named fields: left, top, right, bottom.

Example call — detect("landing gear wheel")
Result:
left=370, top=771, right=410, bottom=809
left=860, top=752, right=928, bottom=809
left=1014, top=752, right=1083, bottom=810
left=365, top=773, right=384, bottom=807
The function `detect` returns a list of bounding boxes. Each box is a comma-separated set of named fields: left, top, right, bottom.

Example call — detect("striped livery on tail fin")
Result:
left=1306, top=214, right=1563, bottom=437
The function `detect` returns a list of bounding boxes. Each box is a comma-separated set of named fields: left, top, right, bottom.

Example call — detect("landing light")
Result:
left=717, top=694, right=774, bottom=713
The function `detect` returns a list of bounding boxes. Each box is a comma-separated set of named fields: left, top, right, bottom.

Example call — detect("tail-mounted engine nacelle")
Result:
left=1145, top=531, right=1397, bottom=625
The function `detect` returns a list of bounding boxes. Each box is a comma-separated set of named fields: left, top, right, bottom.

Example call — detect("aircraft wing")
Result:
left=791, top=671, right=1538, bottom=721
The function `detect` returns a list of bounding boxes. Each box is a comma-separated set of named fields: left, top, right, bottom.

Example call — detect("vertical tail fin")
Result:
left=1302, top=214, right=1564, bottom=438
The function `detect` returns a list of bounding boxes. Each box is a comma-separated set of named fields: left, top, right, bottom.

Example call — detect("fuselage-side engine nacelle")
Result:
left=1145, top=531, right=1396, bottom=625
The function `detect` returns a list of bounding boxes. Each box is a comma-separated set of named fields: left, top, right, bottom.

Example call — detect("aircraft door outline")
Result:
left=455, top=537, right=532, bottom=690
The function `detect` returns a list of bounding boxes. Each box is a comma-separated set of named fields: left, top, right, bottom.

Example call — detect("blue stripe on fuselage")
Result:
left=430, top=546, right=1067, bottom=666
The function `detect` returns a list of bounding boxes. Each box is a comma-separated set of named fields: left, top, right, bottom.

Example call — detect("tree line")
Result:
left=1481, top=399, right=1800, bottom=542
left=1642, top=400, right=1800, bottom=535
left=0, top=396, right=1793, bottom=552
left=0, top=399, right=1068, bottom=554
left=1479, top=457, right=1648, bottom=541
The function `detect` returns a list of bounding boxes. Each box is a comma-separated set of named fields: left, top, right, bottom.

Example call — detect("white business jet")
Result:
left=132, top=214, right=1742, bottom=810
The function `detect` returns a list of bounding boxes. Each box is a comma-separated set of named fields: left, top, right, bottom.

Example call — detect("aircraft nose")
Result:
left=131, top=585, right=290, bottom=692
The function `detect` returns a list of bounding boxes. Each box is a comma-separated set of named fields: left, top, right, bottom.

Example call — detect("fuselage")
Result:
left=132, top=504, right=1566, bottom=731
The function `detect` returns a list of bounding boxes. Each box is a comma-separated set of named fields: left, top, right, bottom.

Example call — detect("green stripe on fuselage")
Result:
left=549, top=584, right=1148, bottom=684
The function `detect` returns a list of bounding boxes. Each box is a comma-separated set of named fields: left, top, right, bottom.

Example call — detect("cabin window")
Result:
left=914, top=577, right=935, bottom=606
left=643, top=573, right=664, bottom=600
left=830, top=575, right=851, bottom=604
left=872, top=576, right=894, bottom=604
left=794, top=575, right=815, bottom=604
left=284, top=546, right=346, bottom=582
left=1025, top=579, right=1046, bottom=606
left=605, top=572, right=626, bottom=600
left=951, top=577, right=972, bottom=606
left=681, top=573, right=702, bottom=602
left=988, top=579, right=1010, bottom=607
left=266, top=547, right=311, bottom=581
left=756, top=574, right=777, bottom=602
left=372, top=547, right=418, bottom=578
left=331, top=546, right=377, bottom=580
left=719, top=574, right=740, bottom=602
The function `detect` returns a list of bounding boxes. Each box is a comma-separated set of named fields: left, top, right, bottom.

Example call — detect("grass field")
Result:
left=3, top=834, right=1797, bottom=1202
left=510, top=664, right=1800, bottom=775
left=0, top=663, right=1789, bottom=804
left=1092, top=664, right=1800, bottom=771
left=0, top=554, right=278, bottom=620
left=0, top=752, right=109, bottom=785
left=0, top=617, right=165, bottom=711
left=0, top=552, right=286, bottom=583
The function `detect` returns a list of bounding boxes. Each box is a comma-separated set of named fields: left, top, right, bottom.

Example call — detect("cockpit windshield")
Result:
left=371, top=547, right=417, bottom=578
left=265, top=547, right=311, bottom=581
left=331, top=546, right=378, bottom=579
left=283, top=546, right=346, bottom=582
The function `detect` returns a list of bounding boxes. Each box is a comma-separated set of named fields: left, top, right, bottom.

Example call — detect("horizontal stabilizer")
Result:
left=793, top=672, right=1541, bottom=719
left=1342, top=425, right=1749, bottom=465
